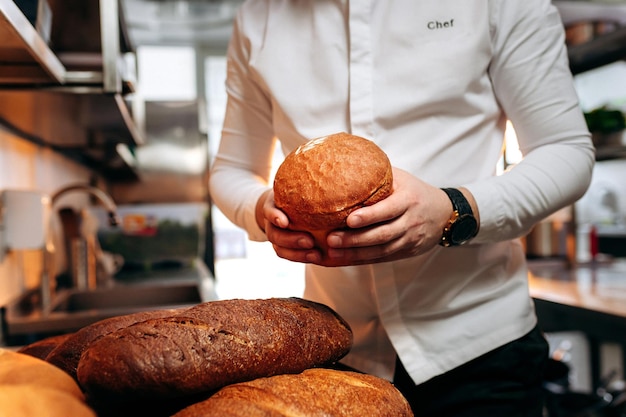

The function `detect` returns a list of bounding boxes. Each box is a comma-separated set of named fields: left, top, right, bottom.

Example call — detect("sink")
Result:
left=2, top=272, right=217, bottom=339
left=2, top=260, right=218, bottom=341
left=51, top=284, right=202, bottom=313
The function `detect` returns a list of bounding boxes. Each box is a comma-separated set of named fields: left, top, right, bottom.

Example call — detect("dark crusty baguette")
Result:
left=76, top=298, right=353, bottom=400
left=172, top=368, right=414, bottom=417
left=46, top=308, right=184, bottom=381
left=17, top=333, right=73, bottom=360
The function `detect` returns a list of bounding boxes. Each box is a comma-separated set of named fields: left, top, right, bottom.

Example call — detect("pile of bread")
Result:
left=1, top=133, right=408, bottom=416
left=2, top=297, right=413, bottom=417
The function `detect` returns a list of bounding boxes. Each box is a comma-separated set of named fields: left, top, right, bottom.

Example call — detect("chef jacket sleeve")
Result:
left=209, top=6, right=276, bottom=242
left=465, top=0, right=595, bottom=243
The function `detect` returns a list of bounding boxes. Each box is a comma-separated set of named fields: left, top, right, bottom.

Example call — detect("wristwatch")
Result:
left=439, top=188, right=478, bottom=247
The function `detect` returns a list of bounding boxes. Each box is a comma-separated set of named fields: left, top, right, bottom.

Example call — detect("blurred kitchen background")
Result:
left=2, top=0, right=626, bottom=405
left=0, top=0, right=305, bottom=308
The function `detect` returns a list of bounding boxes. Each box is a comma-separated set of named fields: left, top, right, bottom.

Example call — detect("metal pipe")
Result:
left=41, top=184, right=119, bottom=314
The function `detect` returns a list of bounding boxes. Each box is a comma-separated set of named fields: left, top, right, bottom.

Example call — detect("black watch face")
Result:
left=451, top=215, right=478, bottom=245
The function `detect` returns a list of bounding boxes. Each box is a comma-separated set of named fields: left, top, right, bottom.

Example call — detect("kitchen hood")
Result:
left=121, top=0, right=244, bottom=49
left=554, top=0, right=626, bottom=25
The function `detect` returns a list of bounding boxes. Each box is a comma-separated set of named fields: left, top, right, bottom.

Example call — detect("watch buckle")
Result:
left=440, top=210, right=459, bottom=247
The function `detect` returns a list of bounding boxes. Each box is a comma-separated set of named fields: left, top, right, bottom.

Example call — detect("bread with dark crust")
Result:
left=46, top=308, right=184, bottom=381
left=17, top=333, right=73, bottom=360
left=273, top=132, right=393, bottom=260
left=172, top=368, right=413, bottom=417
left=76, top=298, right=353, bottom=400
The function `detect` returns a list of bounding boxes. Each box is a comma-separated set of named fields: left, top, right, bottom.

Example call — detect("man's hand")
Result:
left=256, top=168, right=478, bottom=267
left=321, top=168, right=453, bottom=266
left=256, top=189, right=322, bottom=264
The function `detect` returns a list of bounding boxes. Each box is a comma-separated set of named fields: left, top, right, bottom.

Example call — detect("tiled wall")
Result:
left=0, top=128, right=91, bottom=307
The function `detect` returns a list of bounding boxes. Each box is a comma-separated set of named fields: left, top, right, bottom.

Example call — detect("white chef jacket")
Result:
left=209, top=0, right=595, bottom=384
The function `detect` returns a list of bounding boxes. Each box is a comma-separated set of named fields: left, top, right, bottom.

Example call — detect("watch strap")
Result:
left=441, top=188, right=473, bottom=217
left=439, top=188, right=476, bottom=247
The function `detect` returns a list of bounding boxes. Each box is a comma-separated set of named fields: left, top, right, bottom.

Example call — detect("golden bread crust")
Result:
left=274, top=132, right=393, bottom=232
left=0, top=348, right=84, bottom=401
left=172, top=368, right=413, bottom=417
left=0, top=385, right=96, bottom=417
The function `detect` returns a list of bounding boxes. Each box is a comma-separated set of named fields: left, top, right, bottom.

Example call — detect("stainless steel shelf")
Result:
left=0, top=0, right=65, bottom=85
left=0, top=0, right=144, bottom=181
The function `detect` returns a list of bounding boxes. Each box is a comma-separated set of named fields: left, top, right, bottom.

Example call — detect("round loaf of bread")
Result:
left=172, top=368, right=413, bottom=417
left=273, top=132, right=393, bottom=258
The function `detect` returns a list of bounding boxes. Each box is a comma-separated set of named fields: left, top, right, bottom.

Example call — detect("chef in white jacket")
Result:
left=209, top=0, right=595, bottom=415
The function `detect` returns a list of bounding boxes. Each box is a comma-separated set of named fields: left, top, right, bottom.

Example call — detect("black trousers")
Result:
left=393, top=325, right=549, bottom=417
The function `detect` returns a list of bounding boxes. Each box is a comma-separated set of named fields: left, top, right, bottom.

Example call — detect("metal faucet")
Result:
left=51, top=184, right=120, bottom=227
left=41, top=184, right=120, bottom=314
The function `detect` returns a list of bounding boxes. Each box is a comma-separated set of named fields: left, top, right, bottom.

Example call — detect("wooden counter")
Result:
left=529, top=259, right=626, bottom=318
left=528, top=259, right=626, bottom=389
